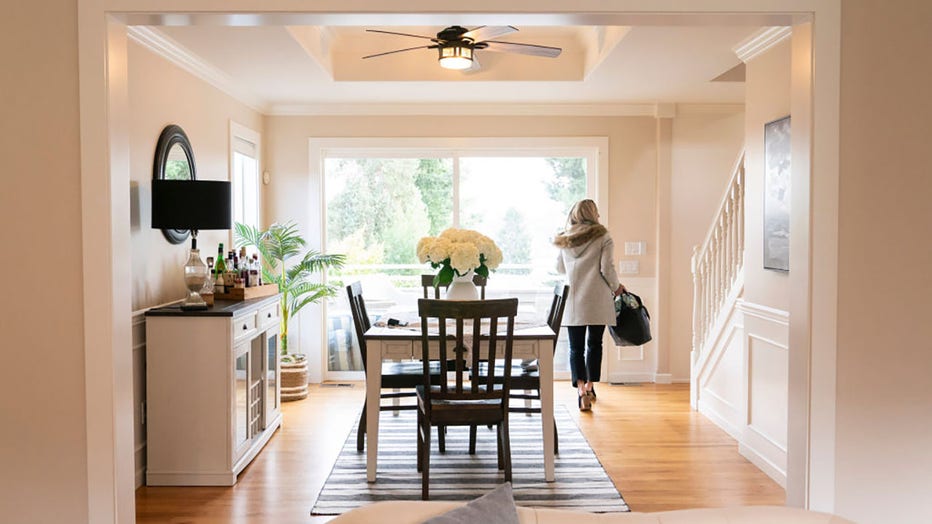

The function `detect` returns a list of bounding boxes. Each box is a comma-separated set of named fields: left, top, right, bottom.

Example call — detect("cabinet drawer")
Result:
left=382, top=340, right=414, bottom=360
left=233, top=313, right=257, bottom=343
left=473, top=339, right=538, bottom=359
left=512, top=341, right=539, bottom=359
left=258, top=302, right=279, bottom=328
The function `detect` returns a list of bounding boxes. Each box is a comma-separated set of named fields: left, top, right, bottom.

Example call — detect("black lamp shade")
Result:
left=151, top=180, right=232, bottom=231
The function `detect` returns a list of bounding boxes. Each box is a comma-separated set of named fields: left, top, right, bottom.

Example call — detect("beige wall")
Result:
left=129, top=41, right=264, bottom=311
left=0, top=0, right=89, bottom=522
left=834, top=1, right=932, bottom=522
left=668, top=111, right=746, bottom=379
left=744, top=39, right=792, bottom=310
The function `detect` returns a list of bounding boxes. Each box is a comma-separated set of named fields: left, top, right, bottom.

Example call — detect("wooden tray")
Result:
left=215, top=284, right=278, bottom=301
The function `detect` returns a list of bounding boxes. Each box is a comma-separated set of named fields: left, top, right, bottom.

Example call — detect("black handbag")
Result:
left=609, top=292, right=652, bottom=346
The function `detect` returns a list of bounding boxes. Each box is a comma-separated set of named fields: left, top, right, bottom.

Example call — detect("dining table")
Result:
left=362, top=307, right=557, bottom=483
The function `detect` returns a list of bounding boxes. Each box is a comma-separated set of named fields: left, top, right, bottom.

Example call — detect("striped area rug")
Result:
left=311, top=405, right=629, bottom=515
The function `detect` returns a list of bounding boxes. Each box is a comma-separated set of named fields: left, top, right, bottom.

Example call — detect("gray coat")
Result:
left=555, top=233, right=620, bottom=326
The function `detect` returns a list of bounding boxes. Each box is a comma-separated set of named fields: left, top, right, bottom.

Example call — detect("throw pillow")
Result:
left=421, top=483, right=520, bottom=524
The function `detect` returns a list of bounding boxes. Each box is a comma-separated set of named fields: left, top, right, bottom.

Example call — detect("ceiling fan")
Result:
left=362, top=25, right=562, bottom=71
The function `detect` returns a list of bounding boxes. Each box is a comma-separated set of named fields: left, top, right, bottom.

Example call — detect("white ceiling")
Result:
left=151, top=24, right=762, bottom=113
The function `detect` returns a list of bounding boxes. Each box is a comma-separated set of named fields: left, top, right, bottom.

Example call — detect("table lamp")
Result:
left=152, top=179, right=232, bottom=310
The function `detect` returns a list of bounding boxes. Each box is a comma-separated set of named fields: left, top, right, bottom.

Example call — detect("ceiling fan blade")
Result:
left=362, top=45, right=433, bottom=60
left=461, top=25, right=517, bottom=43
left=464, top=54, right=482, bottom=74
left=366, top=29, right=435, bottom=41
left=483, top=41, right=562, bottom=58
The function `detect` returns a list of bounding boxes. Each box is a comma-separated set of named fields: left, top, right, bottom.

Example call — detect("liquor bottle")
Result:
left=253, top=254, right=262, bottom=285
left=225, top=251, right=237, bottom=292
left=215, top=244, right=227, bottom=294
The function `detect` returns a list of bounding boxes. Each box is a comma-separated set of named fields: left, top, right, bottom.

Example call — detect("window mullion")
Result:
left=452, top=152, right=460, bottom=228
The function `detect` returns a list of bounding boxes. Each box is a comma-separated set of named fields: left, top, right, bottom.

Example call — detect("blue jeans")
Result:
left=567, top=325, right=605, bottom=386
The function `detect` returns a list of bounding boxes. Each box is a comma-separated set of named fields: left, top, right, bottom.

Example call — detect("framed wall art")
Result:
left=763, top=115, right=791, bottom=271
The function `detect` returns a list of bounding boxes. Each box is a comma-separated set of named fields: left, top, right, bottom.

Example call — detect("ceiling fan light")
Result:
left=438, top=44, right=473, bottom=70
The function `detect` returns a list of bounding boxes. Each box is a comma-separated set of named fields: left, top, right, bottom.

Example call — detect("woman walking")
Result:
left=554, top=199, right=625, bottom=411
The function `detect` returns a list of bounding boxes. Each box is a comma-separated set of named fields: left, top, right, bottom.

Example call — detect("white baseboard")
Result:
left=654, top=373, right=673, bottom=384
left=608, top=372, right=655, bottom=384
left=697, top=397, right=742, bottom=441
left=739, top=442, right=787, bottom=488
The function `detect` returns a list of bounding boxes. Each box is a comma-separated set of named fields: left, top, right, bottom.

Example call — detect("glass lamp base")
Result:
left=181, top=291, right=209, bottom=311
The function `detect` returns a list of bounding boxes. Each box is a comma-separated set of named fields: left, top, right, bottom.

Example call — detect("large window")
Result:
left=317, top=138, right=606, bottom=379
left=230, top=122, right=260, bottom=231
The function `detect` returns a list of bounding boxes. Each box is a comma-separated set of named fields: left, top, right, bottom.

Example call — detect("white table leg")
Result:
left=366, top=340, right=381, bottom=482
left=539, top=339, right=555, bottom=482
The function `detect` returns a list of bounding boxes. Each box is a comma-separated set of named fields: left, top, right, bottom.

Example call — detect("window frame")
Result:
left=229, top=120, right=262, bottom=244
left=309, top=137, right=609, bottom=381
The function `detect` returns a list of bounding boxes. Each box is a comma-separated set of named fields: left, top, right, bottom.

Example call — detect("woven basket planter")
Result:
left=280, top=354, right=309, bottom=402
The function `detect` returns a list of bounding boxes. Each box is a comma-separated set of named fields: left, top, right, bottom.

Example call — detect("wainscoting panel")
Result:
left=741, top=302, right=788, bottom=487
left=696, top=308, right=745, bottom=439
left=693, top=299, right=788, bottom=487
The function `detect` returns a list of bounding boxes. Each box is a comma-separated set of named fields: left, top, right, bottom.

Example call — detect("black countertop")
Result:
left=145, top=294, right=279, bottom=317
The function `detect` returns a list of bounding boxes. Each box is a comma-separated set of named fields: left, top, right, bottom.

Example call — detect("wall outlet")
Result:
left=624, top=241, right=647, bottom=256
left=619, top=260, right=640, bottom=274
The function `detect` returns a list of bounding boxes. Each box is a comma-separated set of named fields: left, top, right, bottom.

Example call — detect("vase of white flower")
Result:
left=445, top=270, right=479, bottom=300
left=417, top=228, right=503, bottom=293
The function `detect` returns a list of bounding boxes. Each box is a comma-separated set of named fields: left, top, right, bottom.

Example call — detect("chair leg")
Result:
left=357, top=402, right=367, bottom=452
left=469, top=425, right=477, bottom=454
left=416, top=409, right=423, bottom=473
left=422, top=420, right=432, bottom=501
left=438, top=425, right=446, bottom=453
left=496, top=423, right=504, bottom=470
left=502, top=418, right=512, bottom=483
left=553, top=419, right=559, bottom=455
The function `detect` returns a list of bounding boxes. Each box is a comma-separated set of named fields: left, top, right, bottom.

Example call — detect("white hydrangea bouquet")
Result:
left=417, top=228, right=503, bottom=287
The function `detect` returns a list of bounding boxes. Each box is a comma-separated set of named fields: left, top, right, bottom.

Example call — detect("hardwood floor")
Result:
left=135, top=382, right=784, bottom=523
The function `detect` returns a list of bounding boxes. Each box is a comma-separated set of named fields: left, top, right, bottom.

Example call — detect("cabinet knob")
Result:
left=267, top=313, right=272, bottom=318
left=242, top=324, right=248, bottom=331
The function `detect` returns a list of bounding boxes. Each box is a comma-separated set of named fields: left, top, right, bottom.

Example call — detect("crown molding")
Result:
left=676, top=103, right=745, bottom=115
left=733, top=26, right=792, bottom=63
left=127, top=26, right=268, bottom=113
left=267, top=103, right=661, bottom=117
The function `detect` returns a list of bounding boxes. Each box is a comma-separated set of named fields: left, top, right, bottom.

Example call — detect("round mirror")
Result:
left=153, top=125, right=197, bottom=244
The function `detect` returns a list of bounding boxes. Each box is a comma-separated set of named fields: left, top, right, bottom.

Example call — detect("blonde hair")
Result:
left=566, top=199, right=600, bottom=227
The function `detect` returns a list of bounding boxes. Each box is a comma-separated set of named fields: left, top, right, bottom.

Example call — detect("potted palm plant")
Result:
left=235, top=221, right=345, bottom=401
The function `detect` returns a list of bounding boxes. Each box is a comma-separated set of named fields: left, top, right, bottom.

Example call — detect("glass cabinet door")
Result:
left=232, top=342, right=250, bottom=461
left=265, top=328, right=280, bottom=423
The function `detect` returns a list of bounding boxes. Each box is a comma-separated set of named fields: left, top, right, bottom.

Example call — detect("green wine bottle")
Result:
left=214, top=243, right=227, bottom=294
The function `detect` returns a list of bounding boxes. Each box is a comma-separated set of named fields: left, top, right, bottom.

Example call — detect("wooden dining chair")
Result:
left=421, top=273, right=487, bottom=299
left=415, top=298, right=518, bottom=500
left=469, top=283, right=568, bottom=454
left=346, top=281, right=445, bottom=452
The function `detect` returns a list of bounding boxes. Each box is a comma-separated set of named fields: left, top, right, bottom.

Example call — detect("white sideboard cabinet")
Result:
left=145, top=294, right=282, bottom=486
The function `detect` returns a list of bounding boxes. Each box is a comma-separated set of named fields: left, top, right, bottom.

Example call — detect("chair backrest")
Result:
left=547, top=284, right=569, bottom=341
left=422, top=273, right=488, bottom=299
left=472, top=274, right=488, bottom=300
left=346, top=281, right=370, bottom=370
left=417, top=298, right=518, bottom=402
left=421, top=274, right=443, bottom=299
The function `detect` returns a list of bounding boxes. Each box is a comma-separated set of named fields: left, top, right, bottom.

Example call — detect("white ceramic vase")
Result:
left=445, top=270, right=479, bottom=300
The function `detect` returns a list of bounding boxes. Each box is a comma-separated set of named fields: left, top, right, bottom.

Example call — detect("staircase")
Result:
left=690, top=152, right=745, bottom=409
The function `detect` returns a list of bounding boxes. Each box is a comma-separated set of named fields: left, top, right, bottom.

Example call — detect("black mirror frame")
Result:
left=153, top=124, right=197, bottom=244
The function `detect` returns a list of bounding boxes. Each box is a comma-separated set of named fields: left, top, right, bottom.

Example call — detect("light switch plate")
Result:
left=619, top=260, right=640, bottom=274
left=624, top=241, right=647, bottom=256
